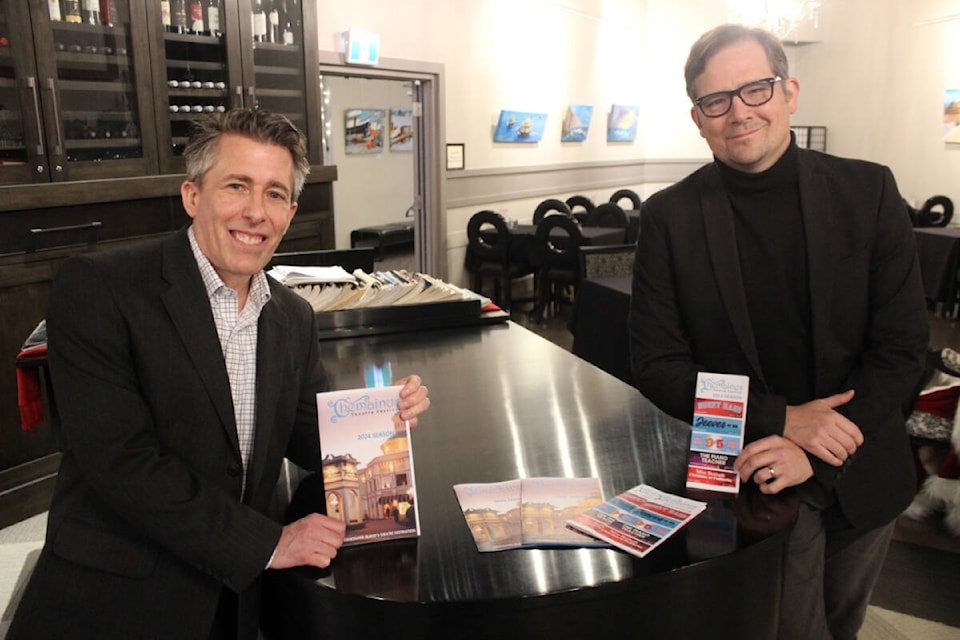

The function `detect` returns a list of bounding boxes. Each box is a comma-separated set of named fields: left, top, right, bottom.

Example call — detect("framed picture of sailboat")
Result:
left=493, top=110, right=548, bottom=142
left=561, top=104, right=593, bottom=142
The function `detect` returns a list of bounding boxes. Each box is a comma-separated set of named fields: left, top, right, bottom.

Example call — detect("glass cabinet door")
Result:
left=242, top=0, right=308, bottom=137
left=0, top=2, right=49, bottom=184
left=150, top=0, right=317, bottom=173
left=29, top=0, right=159, bottom=182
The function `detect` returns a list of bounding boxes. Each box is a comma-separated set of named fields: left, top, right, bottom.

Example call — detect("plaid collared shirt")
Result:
left=188, top=227, right=271, bottom=493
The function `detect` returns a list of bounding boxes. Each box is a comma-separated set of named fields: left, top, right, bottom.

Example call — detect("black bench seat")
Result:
left=350, top=222, right=415, bottom=261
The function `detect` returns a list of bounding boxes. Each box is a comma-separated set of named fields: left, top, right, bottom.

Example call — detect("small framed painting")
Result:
left=561, top=104, right=593, bottom=142
left=390, top=108, right=414, bottom=151
left=345, top=108, right=385, bottom=154
left=494, top=110, right=548, bottom=143
left=607, top=104, right=639, bottom=142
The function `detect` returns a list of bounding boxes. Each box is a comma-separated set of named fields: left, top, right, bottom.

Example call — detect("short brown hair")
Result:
left=684, top=24, right=789, bottom=102
left=183, top=108, right=310, bottom=200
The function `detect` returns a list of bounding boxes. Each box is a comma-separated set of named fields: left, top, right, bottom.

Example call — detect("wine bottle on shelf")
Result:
left=161, top=0, right=172, bottom=31
left=189, top=0, right=204, bottom=34
left=99, top=0, right=118, bottom=27
left=252, top=0, right=267, bottom=43
left=82, top=0, right=101, bottom=24
left=171, top=0, right=188, bottom=33
left=267, top=0, right=279, bottom=43
left=205, top=0, right=221, bottom=37
left=281, top=0, right=294, bottom=45
left=48, top=0, right=63, bottom=21
left=63, top=0, right=83, bottom=23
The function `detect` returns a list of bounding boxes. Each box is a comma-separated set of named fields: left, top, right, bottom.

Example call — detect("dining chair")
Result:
left=532, top=198, right=572, bottom=225
left=531, top=214, right=584, bottom=322
left=466, top=210, right=535, bottom=310
left=912, top=195, right=954, bottom=228
left=585, top=202, right=629, bottom=234
left=566, top=195, right=596, bottom=223
left=609, top=188, right=642, bottom=210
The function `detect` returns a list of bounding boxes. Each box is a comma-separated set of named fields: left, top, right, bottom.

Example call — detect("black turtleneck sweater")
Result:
left=716, top=143, right=815, bottom=406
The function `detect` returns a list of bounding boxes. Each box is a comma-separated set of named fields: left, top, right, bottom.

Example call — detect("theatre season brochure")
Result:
left=686, top=372, right=749, bottom=493
left=453, top=477, right=605, bottom=552
left=316, top=385, right=420, bottom=546
left=566, top=484, right=707, bottom=559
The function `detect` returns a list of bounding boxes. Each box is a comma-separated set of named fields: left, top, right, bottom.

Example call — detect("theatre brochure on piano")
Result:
left=685, top=372, right=749, bottom=493
left=452, top=477, right=605, bottom=552
left=565, top=484, right=707, bottom=559
left=316, top=385, right=420, bottom=546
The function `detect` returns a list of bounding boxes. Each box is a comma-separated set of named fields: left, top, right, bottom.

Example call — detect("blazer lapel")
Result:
left=246, top=294, right=287, bottom=500
left=797, top=152, right=837, bottom=395
left=159, top=231, right=241, bottom=457
left=699, top=166, right=766, bottom=383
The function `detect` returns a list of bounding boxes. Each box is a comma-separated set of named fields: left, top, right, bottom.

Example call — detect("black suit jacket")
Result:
left=8, top=228, right=328, bottom=640
left=629, top=148, right=929, bottom=530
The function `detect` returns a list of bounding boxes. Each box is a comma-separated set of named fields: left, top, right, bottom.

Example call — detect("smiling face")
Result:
left=181, top=133, right=297, bottom=296
left=690, top=38, right=799, bottom=174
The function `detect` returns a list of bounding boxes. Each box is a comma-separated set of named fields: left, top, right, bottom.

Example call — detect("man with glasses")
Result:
left=629, top=24, right=928, bottom=639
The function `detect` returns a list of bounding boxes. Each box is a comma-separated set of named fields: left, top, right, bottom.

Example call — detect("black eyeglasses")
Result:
left=694, top=76, right=782, bottom=118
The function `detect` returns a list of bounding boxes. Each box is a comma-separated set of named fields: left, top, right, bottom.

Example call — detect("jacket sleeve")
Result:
left=811, top=166, right=928, bottom=487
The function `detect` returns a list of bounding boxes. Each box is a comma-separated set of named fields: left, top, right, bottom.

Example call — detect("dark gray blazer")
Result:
left=630, top=148, right=929, bottom=530
left=8, top=228, right=327, bottom=640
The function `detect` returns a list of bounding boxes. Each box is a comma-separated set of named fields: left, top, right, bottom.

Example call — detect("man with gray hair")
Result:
left=630, top=24, right=928, bottom=639
left=8, top=109, right=430, bottom=640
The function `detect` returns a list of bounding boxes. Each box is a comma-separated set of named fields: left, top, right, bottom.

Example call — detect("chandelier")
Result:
left=728, top=0, right=822, bottom=40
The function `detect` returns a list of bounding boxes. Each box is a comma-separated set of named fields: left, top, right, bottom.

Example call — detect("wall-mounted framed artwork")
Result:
left=494, top=110, right=548, bottom=142
left=607, top=104, right=639, bottom=142
left=390, top=108, right=414, bottom=151
left=345, top=108, right=385, bottom=154
left=945, top=89, right=960, bottom=144
left=561, top=104, right=593, bottom=142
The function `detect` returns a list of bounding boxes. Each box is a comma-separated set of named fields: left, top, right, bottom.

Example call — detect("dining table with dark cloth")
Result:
left=913, top=226, right=960, bottom=316
left=262, top=320, right=798, bottom=640
left=572, top=209, right=641, bottom=244
left=570, top=275, right=633, bottom=385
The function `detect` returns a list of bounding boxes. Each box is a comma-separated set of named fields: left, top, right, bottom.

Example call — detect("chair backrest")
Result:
left=269, top=247, right=376, bottom=273
left=466, top=210, right=511, bottom=263
left=609, top=189, right=642, bottom=210
left=915, top=195, right=954, bottom=227
left=587, top=202, right=628, bottom=228
left=579, top=244, right=636, bottom=279
left=566, top=195, right=596, bottom=216
left=532, top=198, right=572, bottom=225
left=536, top=214, right=584, bottom=268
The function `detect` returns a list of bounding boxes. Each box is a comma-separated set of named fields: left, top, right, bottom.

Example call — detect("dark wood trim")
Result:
left=0, top=454, right=59, bottom=529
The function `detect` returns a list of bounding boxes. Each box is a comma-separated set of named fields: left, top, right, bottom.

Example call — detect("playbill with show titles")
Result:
left=686, top=372, right=749, bottom=493
left=316, top=385, right=420, bottom=546
left=565, top=484, right=706, bottom=559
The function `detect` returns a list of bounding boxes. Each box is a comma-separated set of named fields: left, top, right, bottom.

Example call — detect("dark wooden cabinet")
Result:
left=146, top=0, right=321, bottom=173
left=0, top=1, right=159, bottom=185
left=0, top=0, right=334, bottom=527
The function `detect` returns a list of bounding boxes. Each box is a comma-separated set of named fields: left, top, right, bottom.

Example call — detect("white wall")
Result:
left=790, top=0, right=960, bottom=209
left=313, top=0, right=960, bottom=282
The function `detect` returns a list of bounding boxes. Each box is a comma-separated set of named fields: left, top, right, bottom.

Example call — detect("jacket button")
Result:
left=227, top=463, right=243, bottom=477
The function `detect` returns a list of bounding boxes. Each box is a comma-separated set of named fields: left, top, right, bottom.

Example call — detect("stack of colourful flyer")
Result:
left=453, top=477, right=605, bottom=552
left=316, top=385, right=420, bottom=546
left=686, top=372, right=749, bottom=493
left=566, top=484, right=706, bottom=559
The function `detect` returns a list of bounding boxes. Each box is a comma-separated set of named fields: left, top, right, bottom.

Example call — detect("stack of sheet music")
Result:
left=268, top=265, right=482, bottom=312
